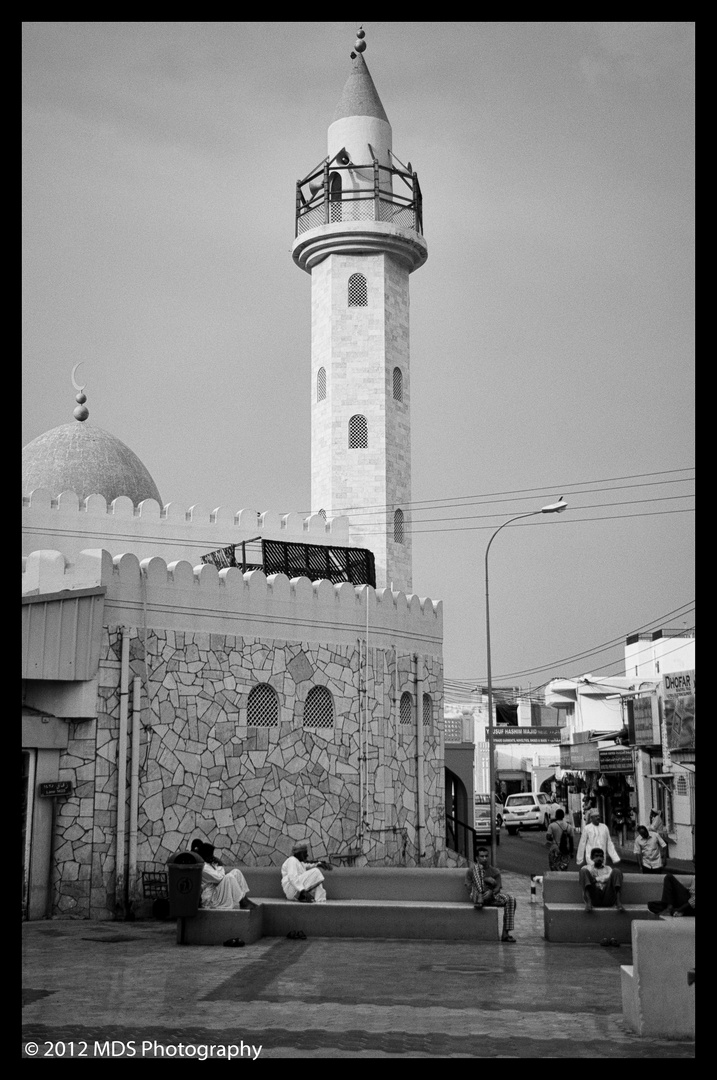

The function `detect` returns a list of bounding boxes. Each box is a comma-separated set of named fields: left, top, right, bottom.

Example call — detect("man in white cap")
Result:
left=576, top=808, right=621, bottom=869
left=280, top=843, right=332, bottom=903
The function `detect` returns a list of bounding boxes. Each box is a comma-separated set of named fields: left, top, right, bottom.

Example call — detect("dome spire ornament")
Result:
left=350, top=25, right=366, bottom=59
left=71, top=362, right=89, bottom=422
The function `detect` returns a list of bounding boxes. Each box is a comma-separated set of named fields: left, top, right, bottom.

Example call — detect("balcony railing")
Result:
left=295, top=159, right=423, bottom=238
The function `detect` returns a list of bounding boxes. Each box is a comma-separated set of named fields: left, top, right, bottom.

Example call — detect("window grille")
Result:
left=247, top=683, right=279, bottom=727
left=348, top=273, right=368, bottom=307
left=349, top=414, right=368, bottom=448
left=317, top=367, right=326, bottom=402
left=392, top=367, right=403, bottom=401
left=303, top=685, right=334, bottom=729
left=676, top=775, right=688, bottom=796
left=400, top=691, right=413, bottom=726
left=444, top=717, right=463, bottom=742
left=394, top=509, right=404, bottom=544
left=423, top=693, right=432, bottom=729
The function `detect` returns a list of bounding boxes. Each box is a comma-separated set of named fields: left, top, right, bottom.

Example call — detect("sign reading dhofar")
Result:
left=598, top=747, right=635, bottom=774
left=662, top=669, right=695, bottom=750
left=492, top=726, right=562, bottom=743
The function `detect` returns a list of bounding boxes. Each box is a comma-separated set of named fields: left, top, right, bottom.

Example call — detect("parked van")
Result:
left=473, top=794, right=502, bottom=845
left=502, top=792, right=556, bottom=834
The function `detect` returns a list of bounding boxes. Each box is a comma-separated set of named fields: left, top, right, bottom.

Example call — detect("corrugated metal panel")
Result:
left=22, top=590, right=105, bottom=681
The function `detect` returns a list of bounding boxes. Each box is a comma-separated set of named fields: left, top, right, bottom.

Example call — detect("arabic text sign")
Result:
left=598, top=747, right=635, bottom=774
left=633, top=695, right=660, bottom=746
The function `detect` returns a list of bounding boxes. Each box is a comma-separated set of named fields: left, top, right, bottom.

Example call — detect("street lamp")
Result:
left=484, top=500, right=567, bottom=865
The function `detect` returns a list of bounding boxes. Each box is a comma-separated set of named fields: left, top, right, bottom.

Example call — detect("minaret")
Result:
left=292, top=29, right=427, bottom=593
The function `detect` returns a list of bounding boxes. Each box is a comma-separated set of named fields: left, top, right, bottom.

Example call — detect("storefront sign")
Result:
left=662, top=669, right=695, bottom=750
left=492, top=726, right=562, bottom=743
left=560, top=742, right=600, bottom=770
left=598, top=747, right=635, bottom=774
left=633, top=695, right=660, bottom=746
left=38, top=781, right=73, bottom=797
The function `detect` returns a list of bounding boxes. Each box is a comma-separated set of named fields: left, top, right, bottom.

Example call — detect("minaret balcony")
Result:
left=295, top=161, right=423, bottom=237
left=293, top=161, right=427, bottom=273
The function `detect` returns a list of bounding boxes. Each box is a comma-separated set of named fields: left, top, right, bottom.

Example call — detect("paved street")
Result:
left=22, top=870, right=695, bottom=1059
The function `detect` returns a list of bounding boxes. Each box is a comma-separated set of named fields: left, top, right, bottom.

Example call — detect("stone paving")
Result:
left=22, top=872, right=695, bottom=1059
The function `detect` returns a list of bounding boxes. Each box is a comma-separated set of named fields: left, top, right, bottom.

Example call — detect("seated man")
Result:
left=190, top=838, right=252, bottom=911
left=579, top=847, right=625, bottom=913
left=280, top=843, right=332, bottom=903
left=465, top=846, right=517, bottom=942
left=648, top=872, right=695, bottom=917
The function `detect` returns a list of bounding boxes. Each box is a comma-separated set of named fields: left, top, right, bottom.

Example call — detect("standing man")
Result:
left=576, top=808, right=621, bottom=869
left=280, top=843, right=332, bottom=903
left=466, top=846, right=518, bottom=943
left=633, top=824, right=667, bottom=873
left=580, top=848, right=625, bottom=913
left=545, top=808, right=574, bottom=871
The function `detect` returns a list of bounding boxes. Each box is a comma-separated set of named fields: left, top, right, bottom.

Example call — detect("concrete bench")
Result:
left=542, top=872, right=694, bottom=944
left=621, top=919, right=695, bottom=1038
left=176, top=866, right=500, bottom=945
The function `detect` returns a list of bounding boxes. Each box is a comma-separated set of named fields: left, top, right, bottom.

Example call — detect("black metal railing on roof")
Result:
left=295, top=159, right=423, bottom=237
left=200, top=538, right=376, bottom=588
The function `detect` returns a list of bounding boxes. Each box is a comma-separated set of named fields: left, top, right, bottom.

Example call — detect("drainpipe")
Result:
left=127, top=675, right=141, bottom=917
left=115, top=627, right=130, bottom=918
left=358, top=636, right=363, bottom=849
left=415, top=653, right=426, bottom=864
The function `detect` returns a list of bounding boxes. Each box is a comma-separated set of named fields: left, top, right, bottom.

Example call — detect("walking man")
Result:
left=466, top=846, right=517, bottom=942
left=576, top=808, right=620, bottom=868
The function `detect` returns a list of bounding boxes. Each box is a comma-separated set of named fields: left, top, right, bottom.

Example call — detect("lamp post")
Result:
left=484, top=500, right=567, bottom=865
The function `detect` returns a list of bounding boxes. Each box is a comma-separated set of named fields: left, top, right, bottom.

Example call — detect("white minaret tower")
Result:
left=292, top=29, right=427, bottom=593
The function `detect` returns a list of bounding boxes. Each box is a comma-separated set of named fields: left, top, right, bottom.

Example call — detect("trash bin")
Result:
left=166, top=851, right=203, bottom=918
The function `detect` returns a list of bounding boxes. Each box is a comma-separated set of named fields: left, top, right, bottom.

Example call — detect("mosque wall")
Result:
left=23, top=548, right=445, bottom=919
left=22, top=487, right=350, bottom=568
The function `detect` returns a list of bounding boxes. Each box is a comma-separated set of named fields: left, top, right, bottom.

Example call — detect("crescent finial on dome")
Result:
left=71, top=363, right=89, bottom=421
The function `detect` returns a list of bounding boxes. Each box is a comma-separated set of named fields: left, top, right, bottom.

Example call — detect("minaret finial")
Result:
left=71, top=362, right=89, bottom=422
left=351, top=26, right=366, bottom=59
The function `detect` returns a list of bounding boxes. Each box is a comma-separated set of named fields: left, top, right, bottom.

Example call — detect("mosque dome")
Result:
left=22, top=421, right=163, bottom=507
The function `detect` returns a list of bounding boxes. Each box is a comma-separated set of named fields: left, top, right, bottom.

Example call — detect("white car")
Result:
left=502, top=792, right=556, bottom=834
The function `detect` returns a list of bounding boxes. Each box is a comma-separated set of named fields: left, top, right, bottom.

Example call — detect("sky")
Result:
left=22, top=21, right=695, bottom=690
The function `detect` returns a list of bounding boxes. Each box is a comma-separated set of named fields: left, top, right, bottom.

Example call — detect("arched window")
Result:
left=394, top=509, right=404, bottom=544
left=348, top=273, right=367, bottom=307
left=247, top=683, right=279, bottom=727
left=392, top=367, right=403, bottom=402
left=329, top=171, right=342, bottom=222
left=349, top=414, right=368, bottom=448
left=317, top=366, right=326, bottom=402
left=423, top=693, right=433, bottom=730
left=303, top=686, right=334, bottom=730
left=400, top=691, right=413, bottom=726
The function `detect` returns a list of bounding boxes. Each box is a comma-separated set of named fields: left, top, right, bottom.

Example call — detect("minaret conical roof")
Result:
left=332, top=53, right=389, bottom=124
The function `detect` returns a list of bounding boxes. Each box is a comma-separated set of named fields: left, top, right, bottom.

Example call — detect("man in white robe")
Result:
left=576, top=808, right=621, bottom=868
left=281, top=843, right=331, bottom=902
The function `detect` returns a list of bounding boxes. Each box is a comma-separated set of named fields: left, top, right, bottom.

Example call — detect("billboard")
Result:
left=492, top=726, right=561, bottom=743
left=662, top=669, right=695, bottom=751
left=598, top=747, right=635, bottom=774
left=632, top=695, right=661, bottom=746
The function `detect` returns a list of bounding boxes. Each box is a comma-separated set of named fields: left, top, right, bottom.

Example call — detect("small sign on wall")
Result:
left=38, top=781, right=73, bottom=797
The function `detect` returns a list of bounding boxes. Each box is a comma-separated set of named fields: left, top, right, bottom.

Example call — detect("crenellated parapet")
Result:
left=22, top=487, right=351, bottom=569
left=22, top=547, right=443, bottom=655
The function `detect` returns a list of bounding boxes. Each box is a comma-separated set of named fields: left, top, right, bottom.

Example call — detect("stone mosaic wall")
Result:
left=52, top=625, right=445, bottom=918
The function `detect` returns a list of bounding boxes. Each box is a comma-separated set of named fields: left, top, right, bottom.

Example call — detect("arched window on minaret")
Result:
left=392, top=366, right=403, bottom=401
left=329, top=171, right=342, bottom=223
left=317, top=366, right=327, bottom=402
left=348, top=273, right=368, bottom=307
left=348, top=414, right=368, bottom=448
left=394, top=508, right=404, bottom=544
